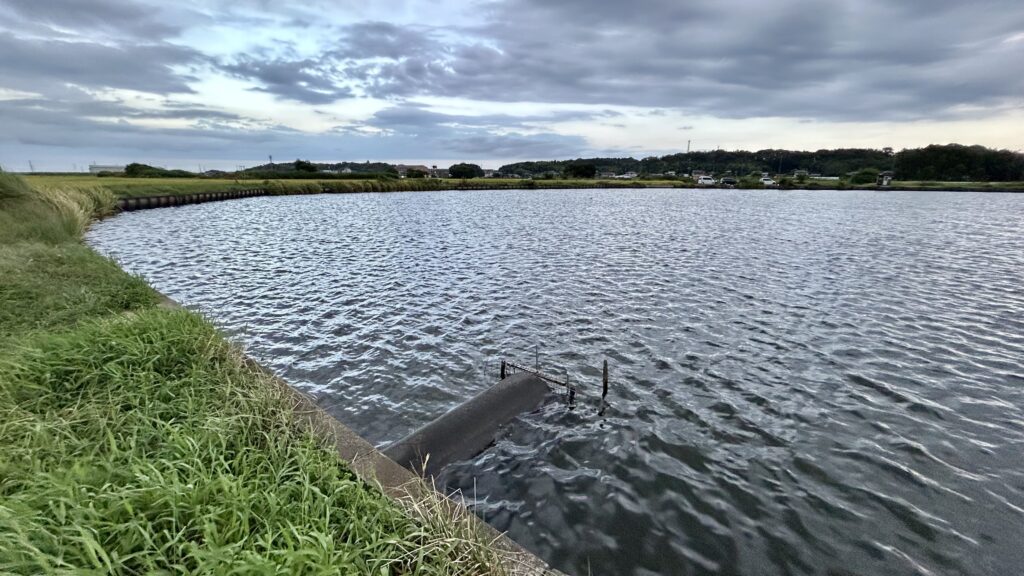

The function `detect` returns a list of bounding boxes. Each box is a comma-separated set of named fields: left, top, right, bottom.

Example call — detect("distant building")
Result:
left=483, top=169, right=498, bottom=178
left=598, top=171, right=616, bottom=178
left=89, top=164, right=125, bottom=174
left=877, top=171, right=894, bottom=186
left=615, top=172, right=639, bottom=179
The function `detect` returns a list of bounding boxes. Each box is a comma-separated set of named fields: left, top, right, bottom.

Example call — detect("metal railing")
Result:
left=500, top=358, right=611, bottom=412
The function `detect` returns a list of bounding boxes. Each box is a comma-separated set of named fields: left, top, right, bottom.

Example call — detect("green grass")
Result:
left=24, top=174, right=687, bottom=198
left=883, top=180, right=1024, bottom=191
left=0, top=172, right=511, bottom=575
left=0, top=242, right=157, bottom=340
left=801, top=178, right=1024, bottom=191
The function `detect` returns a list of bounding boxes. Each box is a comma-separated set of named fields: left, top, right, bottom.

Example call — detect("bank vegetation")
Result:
left=0, top=172, right=519, bottom=575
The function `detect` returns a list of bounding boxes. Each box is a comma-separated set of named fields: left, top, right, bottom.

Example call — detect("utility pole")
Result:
left=28, top=161, right=35, bottom=173
left=687, top=140, right=691, bottom=154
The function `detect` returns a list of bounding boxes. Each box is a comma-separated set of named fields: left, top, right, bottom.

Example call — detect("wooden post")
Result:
left=500, top=360, right=507, bottom=380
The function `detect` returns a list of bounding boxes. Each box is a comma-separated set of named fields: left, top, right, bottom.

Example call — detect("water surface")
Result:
left=88, top=189, right=1024, bottom=576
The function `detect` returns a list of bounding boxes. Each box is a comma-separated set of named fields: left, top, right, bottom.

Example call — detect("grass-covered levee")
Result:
left=0, top=173, right=517, bottom=575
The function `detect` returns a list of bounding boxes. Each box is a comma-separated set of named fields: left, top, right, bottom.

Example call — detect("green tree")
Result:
left=564, top=162, right=597, bottom=178
left=448, top=163, right=484, bottom=179
left=124, top=163, right=152, bottom=177
left=406, top=169, right=427, bottom=178
left=293, top=159, right=317, bottom=173
left=850, top=168, right=880, bottom=185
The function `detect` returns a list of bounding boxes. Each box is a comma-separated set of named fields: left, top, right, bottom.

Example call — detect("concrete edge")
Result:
left=154, top=292, right=560, bottom=575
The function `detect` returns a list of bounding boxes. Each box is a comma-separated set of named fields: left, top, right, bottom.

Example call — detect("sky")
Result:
left=0, top=0, right=1022, bottom=171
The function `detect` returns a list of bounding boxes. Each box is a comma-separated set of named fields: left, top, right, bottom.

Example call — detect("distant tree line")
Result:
left=448, top=163, right=484, bottom=178
left=893, top=145, right=1024, bottom=181
left=238, top=159, right=399, bottom=180
left=114, top=144, right=1024, bottom=182
left=499, top=144, right=1024, bottom=181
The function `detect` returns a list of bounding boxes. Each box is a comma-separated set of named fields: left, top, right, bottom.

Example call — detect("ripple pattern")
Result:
left=87, top=189, right=1024, bottom=576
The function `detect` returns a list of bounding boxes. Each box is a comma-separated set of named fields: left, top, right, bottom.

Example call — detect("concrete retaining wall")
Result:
left=116, top=188, right=268, bottom=211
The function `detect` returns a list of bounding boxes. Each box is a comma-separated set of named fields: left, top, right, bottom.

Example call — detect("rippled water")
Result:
left=87, top=189, right=1024, bottom=576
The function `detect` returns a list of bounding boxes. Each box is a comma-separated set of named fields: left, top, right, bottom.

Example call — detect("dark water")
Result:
left=87, top=189, right=1024, bottom=576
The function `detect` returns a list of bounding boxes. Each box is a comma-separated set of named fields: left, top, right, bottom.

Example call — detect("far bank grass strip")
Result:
left=24, top=174, right=687, bottom=198
left=24, top=174, right=1024, bottom=199
left=0, top=172, right=519, bottom=575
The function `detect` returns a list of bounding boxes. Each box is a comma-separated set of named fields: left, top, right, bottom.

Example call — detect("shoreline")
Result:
left=108, top=182, right=1023, bottom=212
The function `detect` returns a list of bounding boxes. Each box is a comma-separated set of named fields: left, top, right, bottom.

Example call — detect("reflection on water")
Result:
left=88, top=189, right=1024, bottom=576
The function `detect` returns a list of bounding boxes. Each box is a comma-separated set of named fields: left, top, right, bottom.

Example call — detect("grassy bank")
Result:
left=0, top=173, right=510, bottom=574
left=24, top=174, right=685, bottom=197
left=797, top=178, right=1024, bottom=191
left=24, top=174, right=1024, bottom=197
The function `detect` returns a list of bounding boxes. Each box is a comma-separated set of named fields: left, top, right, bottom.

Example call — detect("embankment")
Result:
left=0, top=173, right=549, bottom=575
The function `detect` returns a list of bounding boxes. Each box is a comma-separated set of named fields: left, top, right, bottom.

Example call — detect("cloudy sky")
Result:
left=1, top=0, right=1022, bottom=171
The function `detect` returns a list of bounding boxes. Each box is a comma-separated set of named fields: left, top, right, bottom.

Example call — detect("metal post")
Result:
left=534, top=345, right=539, bottom=371
left=602, top=359, right=609, bottom=400
left=567, top=373, right=576, bottom=409
left=599, top=359, right=609, bottom=416
left=500, top=360, right=507, bottom=380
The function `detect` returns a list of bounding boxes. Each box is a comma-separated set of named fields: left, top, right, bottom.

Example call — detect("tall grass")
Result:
left=0, top=311, right=510, bottom=574
left=0, top=174, right=516, bottom=575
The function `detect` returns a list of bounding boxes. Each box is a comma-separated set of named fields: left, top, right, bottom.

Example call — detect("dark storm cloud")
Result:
left=367, top=104, right=613, bottom=131
left=32, top=95, right=243, bottom=123
left=0, top=96, right=585, bottom=165
left=0, top=32, right=201, bottom=95
left=0, top=98, right=276, bottom=151
left=319, top=0, right=1024, bottom=120
left=330, top=21, right=439, bottom=60
left=349, top=104, right=593, bottom=158
left=441, top=132, right=588, bottom=158
left=0, top=0, right=205, bottom=101
left=215, top=20, right=445, bottom=103
left=220, top=56, right=354, bottom=104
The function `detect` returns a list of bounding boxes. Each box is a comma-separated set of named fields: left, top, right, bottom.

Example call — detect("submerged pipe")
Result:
left=384, top=372, right=550, bottom=477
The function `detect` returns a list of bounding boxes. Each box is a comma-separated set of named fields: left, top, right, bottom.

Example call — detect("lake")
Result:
left=87, top=188, right=1024, bottom=576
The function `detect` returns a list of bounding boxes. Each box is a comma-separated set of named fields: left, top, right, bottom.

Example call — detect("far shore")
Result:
left=20, top=174, right=1024, bottom=198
